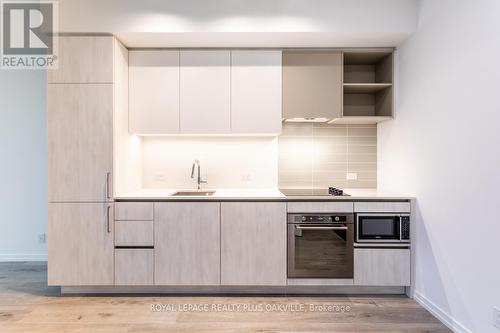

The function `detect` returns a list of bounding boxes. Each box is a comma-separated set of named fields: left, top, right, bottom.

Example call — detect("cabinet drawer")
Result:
left=354, top=248, right=410, bottom=286
left=115, top=221, right=154, bottom=247
left=354, top=202, right=410, bottom=213
left=115, top=202, right=153, bottom=220
left=287, top=202, right=353, bottom=213
left=115, top=249, right=154, bottom=285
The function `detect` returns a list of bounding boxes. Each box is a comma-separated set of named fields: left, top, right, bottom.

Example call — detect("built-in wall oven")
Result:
left=356, top=213, right=410, bottom=243
left=287, top=213, right=354, bottom=278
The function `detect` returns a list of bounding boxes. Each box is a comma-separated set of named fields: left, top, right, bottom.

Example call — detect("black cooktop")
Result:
left=279, top=188, right=350, bottom=197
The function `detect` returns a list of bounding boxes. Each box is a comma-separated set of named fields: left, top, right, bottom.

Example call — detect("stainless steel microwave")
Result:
left=356, top=213, right=410, bottom=243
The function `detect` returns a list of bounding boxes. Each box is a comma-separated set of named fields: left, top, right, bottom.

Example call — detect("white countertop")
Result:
left=115, top=188, right=413, bottom=201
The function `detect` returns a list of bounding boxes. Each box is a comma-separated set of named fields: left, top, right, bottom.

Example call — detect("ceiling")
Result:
left=58, top=0, right=418, bottom=47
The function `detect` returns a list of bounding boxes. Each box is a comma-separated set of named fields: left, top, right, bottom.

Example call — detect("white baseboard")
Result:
left=414, top=290, right=471, bottom=333
left=0, top=254, right=47, bottom=262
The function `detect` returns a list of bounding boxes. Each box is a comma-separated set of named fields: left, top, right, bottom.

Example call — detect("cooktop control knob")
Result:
left=334, top=216, right=340, bottom=222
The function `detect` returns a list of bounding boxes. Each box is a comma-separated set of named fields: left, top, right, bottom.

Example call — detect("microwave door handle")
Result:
left=398, top=216, right=403, bottom=241
left=295, top=226, right=348, bottom=231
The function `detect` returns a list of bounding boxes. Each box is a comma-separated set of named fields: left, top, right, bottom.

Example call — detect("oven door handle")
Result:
left=295, top=225, right=348, bottom=230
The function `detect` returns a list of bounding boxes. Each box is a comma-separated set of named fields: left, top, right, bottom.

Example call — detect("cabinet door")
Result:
left=48, top=36, right=114, bottom=83
left=180, top=51, right=231, bottom=133
left=48, top=84, right=113, bottom=202
left=231, top=50, right=282, bottom=134
left=283, top=51, right=342, bottom=119
left=115, top=249, right=154, bottom=286
left=221, top=202, right=287, bottom=286
left=129, top=50, right=180, bottom=134
left=155, top=202, right=220, bottom=285
left=48, top=203, right=114, bottom=286
left=354, top=248, right=411, bottom=286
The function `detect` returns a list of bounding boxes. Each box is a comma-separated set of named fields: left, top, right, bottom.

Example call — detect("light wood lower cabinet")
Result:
left=115, top=202, right=153, bottom=221
left=354, top=248, right=411, bottom=286
left=220, top=202, right=287, bottom=286
left=154, top=202, right=220, bottom=285
left=115, top=249, right=154, bottom=286
left=115, top=221, right=154, bottom=247
left=48, top=203, right=114, bottom=286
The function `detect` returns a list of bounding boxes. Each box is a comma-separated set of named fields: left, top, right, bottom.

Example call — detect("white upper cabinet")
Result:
left=128, top=49, right=283, bottom=135
left=129, top=50, right=180, bottom=134
left=180, top=50, right=231, bottom=134
left=231, top=50, right=282, bottom=134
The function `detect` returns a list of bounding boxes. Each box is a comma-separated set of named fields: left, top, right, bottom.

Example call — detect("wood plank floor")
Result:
left=0, top=262, right=451, bottom=333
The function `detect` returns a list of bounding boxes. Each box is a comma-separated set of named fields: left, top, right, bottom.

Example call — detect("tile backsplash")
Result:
left=279, top=123, right=377, bottom=193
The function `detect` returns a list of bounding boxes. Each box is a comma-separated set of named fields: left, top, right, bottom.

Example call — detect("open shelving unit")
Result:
left=332, top=51, right=394, bottom=124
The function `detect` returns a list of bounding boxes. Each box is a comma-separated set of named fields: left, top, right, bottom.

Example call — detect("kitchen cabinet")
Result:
left=354, top=248, right=411, bottom=286
left=354, top=202, right=411, bottom=213
left=48, top=203, right=114, bottom=286
left=115, top=202, right=154, bottom=221
left=47, top=36, right=129, bottom=288
left=282, top=50, right=343, bottom=120
left=48, top=84, right=113, bottom=202
left=332, top=51, right=394, bottom=124
left=48, top=36, right=114, bottom=83
left=221, top=202, right=287, bottom=286
left=129, top=50, right=180, bottom=134
left=127, top=49, right=283, bottom=135
left=154, top=202, right=220, bottom=285
left=287, top=201, right=354, bottom=213
left=180, top=50, right=231, bottom=133
left=231, top=50, right=282, bottom=134
left=115, top=249, right=154, bottom=286
left=115, top=221, right=154, bottom=247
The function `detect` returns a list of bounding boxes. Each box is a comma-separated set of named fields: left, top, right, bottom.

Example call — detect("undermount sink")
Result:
left=170, top=190, right=216, bottom=196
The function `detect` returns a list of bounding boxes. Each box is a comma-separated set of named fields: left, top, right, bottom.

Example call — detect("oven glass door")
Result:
left=287, top=224, right=353, bottom=278
left=357, top=215, right=400, bottom=241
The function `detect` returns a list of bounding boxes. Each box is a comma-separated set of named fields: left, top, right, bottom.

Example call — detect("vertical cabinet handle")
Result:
left=106, top=205, right=111, bottom=233
left=106, top=172, right=111, bottom=200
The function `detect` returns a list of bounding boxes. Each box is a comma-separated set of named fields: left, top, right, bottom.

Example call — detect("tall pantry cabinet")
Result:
left=47, top=36, right=128, bottom=285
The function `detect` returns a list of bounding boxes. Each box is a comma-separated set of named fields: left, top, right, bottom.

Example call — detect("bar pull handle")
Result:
left=106, top=205, right=111, bottom=233
left=295, top=226, right=348, bottom=230
left=106, top=172, right=111, bottom=200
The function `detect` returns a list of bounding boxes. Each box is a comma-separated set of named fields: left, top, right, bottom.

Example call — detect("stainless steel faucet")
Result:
left=190, top=159, right=207, bottom=190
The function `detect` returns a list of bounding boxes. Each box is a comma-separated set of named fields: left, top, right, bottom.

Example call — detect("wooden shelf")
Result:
left=343, top=83, right=392, bottom=93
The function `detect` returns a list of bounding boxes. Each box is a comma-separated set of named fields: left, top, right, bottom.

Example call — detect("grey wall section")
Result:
left=378, top=0, right=500, bottom=332
left=0, top=70, right=47, bottom=261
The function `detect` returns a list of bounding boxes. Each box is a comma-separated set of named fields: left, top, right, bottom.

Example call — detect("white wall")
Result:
left=0, top=70, right=47, bottom=261
left=58, top=0, right=417, bottom=47
left=378, top=0, right=500, bottom=332
left=141, top=137, right=278, bottom=189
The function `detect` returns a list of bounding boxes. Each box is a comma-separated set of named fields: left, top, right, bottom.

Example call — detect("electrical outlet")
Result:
left=38, top=233, right=46, bottom=244
left=346, top=172, right=358, bottom=180
left=494, top=307, right=500, bottom=329
left=241, top=174, right=252, bottom=182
